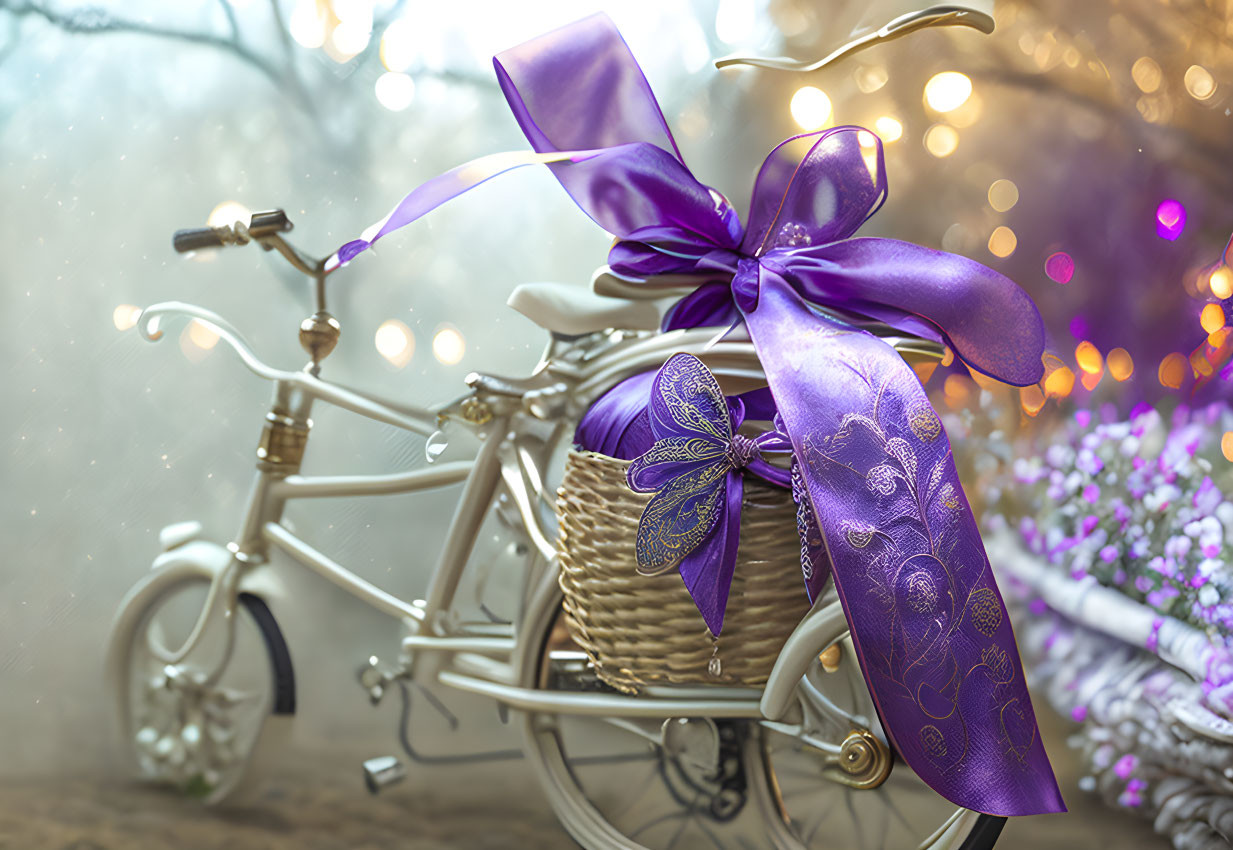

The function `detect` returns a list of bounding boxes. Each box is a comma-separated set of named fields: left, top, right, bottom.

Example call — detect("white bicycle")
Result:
left=105, top=208, right=1007, bottom=849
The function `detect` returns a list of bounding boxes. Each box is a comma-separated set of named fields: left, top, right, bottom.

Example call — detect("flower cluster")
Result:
left=1010, top=403, right=1233, bottom=637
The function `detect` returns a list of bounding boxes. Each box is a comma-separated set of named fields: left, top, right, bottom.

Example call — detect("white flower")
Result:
left=1200, top=585, right=1220, bottom=607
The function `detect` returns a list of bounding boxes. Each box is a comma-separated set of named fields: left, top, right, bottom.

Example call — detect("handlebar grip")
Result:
left=173, top=227, right=226, bottom=253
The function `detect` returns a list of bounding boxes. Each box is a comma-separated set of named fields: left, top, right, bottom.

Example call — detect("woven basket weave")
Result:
left=556, top=450, right=807, bottom=694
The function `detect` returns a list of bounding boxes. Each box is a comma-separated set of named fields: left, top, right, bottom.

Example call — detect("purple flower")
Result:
left=1082, top=515, right=1100, bottom=536
left=1082, top=484, right=1100, bottom=504
left=1071, top=705, right=1088, bottom=722
left=1100, top=545, right=1119, bottom=564
left=1113, top=754, right=1139, bottom=780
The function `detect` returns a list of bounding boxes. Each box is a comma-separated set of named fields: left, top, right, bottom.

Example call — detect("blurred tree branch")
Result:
left=0, top=0, right=317, bottom=114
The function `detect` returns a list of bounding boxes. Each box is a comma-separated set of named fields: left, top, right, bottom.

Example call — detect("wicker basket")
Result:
left=555, top=450, right=807, bottom=694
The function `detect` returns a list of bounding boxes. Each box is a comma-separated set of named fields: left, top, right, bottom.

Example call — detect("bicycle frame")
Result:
left=132, top=299, right=848, bottom=725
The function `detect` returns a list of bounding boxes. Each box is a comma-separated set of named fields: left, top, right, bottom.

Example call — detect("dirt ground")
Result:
left=0, top=709, right=1171, bottom=850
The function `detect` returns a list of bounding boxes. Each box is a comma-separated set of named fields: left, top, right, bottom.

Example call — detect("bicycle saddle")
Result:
left=506, top=282, right=660, bottom=336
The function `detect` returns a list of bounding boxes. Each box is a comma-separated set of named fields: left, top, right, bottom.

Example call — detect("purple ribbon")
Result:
left=333, top=13, right=1063, bottom=816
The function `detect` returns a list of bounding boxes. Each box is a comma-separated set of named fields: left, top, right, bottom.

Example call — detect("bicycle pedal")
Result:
left=362, top=756, right=406, bottom=794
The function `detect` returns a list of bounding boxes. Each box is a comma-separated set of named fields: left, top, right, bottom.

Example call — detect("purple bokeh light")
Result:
left=1045, top=251, right=1075, bottom=283
left=1156, top=199, right=1187, bottom=241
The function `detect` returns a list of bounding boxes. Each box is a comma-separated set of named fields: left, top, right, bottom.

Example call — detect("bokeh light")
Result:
left=1184, top=65, right=1217, bottom=101
left=1211, top=267, right=1233, bottom=299
left=1107, top=348, right=1134, bottom=381
left=789, top=86, right=832, bottom=131
left=943, top=373, right=974, bottom=407
left=1075, top=341, right=1102, bottom=374
left=1155, top=199, right=1186, bottom=241
left=289, top=0, right=327, bottom=49
left=1045, top=251, right=1074, bottom=283
left=874, top=116, right=902, bottom=142
left=855, top=65, right=888, bottom=93
left=432, top=325, right=466, bottom=365
left=187, top=320, right=219, bottom=350
left=1020, top=384, right=1046, bottom=416
left=1131, top=56, right=1163, bottom=93
left=1158, top=352, right=1188, bottom=388
left=112, top=304, right=141, bottom=332
left=380, top=18, right=415, bottom=72
left=374, top=72, right=416, bottom=111
left=988, top=226, right=1017, bottom=258
left=923, top=72, right=972, bottom=112
left=924, top=124, right=959, bottom=157
left=1044, top=364, right=1076, bottom=397
left=1223, top=431, right=1233, bottom=463
left=206, top=200, right=250, bottom=229
left=329, top=21, right=372, bottom=59
left=1201, top=303, right=1226, bottom=334
left=375, top=319, right=414, bottom=367
left=715, top=0, right=757, bottom=46
left=988, top=179, right=1019, bottom=212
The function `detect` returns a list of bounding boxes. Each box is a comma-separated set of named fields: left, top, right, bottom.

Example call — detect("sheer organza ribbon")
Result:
left=332, top=13, right=1063, bottom=817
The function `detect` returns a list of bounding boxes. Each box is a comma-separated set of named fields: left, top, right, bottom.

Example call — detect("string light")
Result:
left=988, top=226, right=1017, bottom=258
left=988, top=179, right=1019, bottom=212
left=1201, top=303, right=1226, bottom=335
left=432, top=326, right=466, bottom=365
left=1044, top=364, right=1075, bottom=398
left=375, top=72, right=415, bottom=111
left=874, top=116, right=903, bottom=142
left=924, top=72, right=972, bottom=112
left=1211, top=267, right=1233, bottom=299
left=924, top=124, right=959, bottom=157
left=1156, top=200, right=1186, bottom=241
left=380, top=18, right=416, bottom=72
left=943, top=374, right=974, bottom=408
left=1158, top=352, right=1188, bottom=388
left=289, top=0, right=327, bottom=49
left=855, top=65, right=889, bottom=93
left=187, top=320, right=219, bottom=350
left=789, top=86, right=832, bottom=131
left=112, top=305, right=141, bottom=331
left=1184, top=65, right=1217, bottom=101
left=1107, top=348, right=1134, bottom=381
left=207, top=201, right=250, bottom=229
left=1131, top=56, right=1163, bottom=93
left=1020, top=384, right=1046, bottom=416
left=1190, top=349, right=1214, bottom=377
left=1045, top=252, right=1074, bottom=284
left=1075, top=341, right=1102, bottom=374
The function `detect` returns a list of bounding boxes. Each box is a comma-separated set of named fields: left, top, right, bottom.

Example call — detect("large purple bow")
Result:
left=498, top=15, right=1061, bottom=818
left=333, top=13, right=1063, bottom=817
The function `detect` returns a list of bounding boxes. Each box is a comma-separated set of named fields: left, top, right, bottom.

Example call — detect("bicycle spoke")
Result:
left=568, top=749, right=660, bottom=767
left=629, top=804, right=692, bottom=839
left=695, top=813, right=729, bottom=850
left=664, top=794, right=701, bottom=849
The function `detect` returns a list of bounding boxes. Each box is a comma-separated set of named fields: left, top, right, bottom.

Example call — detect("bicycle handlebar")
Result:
left=172, top=209, right=293, bottom=254
left=172, top=227, right=227, bottom=253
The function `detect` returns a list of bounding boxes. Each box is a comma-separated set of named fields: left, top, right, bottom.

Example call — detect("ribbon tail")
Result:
left=326, top=149, right=601, bottom=270
left=741, top=269, right=1064, bottom=817
left=679, top=471, right=743, bottom=636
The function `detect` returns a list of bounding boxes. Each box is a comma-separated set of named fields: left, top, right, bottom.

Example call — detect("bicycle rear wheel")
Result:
left=518, top=595, right=1002, bottom=850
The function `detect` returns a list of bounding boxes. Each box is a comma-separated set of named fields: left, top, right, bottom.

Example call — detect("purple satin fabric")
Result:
left=332, top=12, right=1063, bottom=816
left=624, top=354, right=795, bottom=636
left=747, top=272, right=1064, bottom=816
